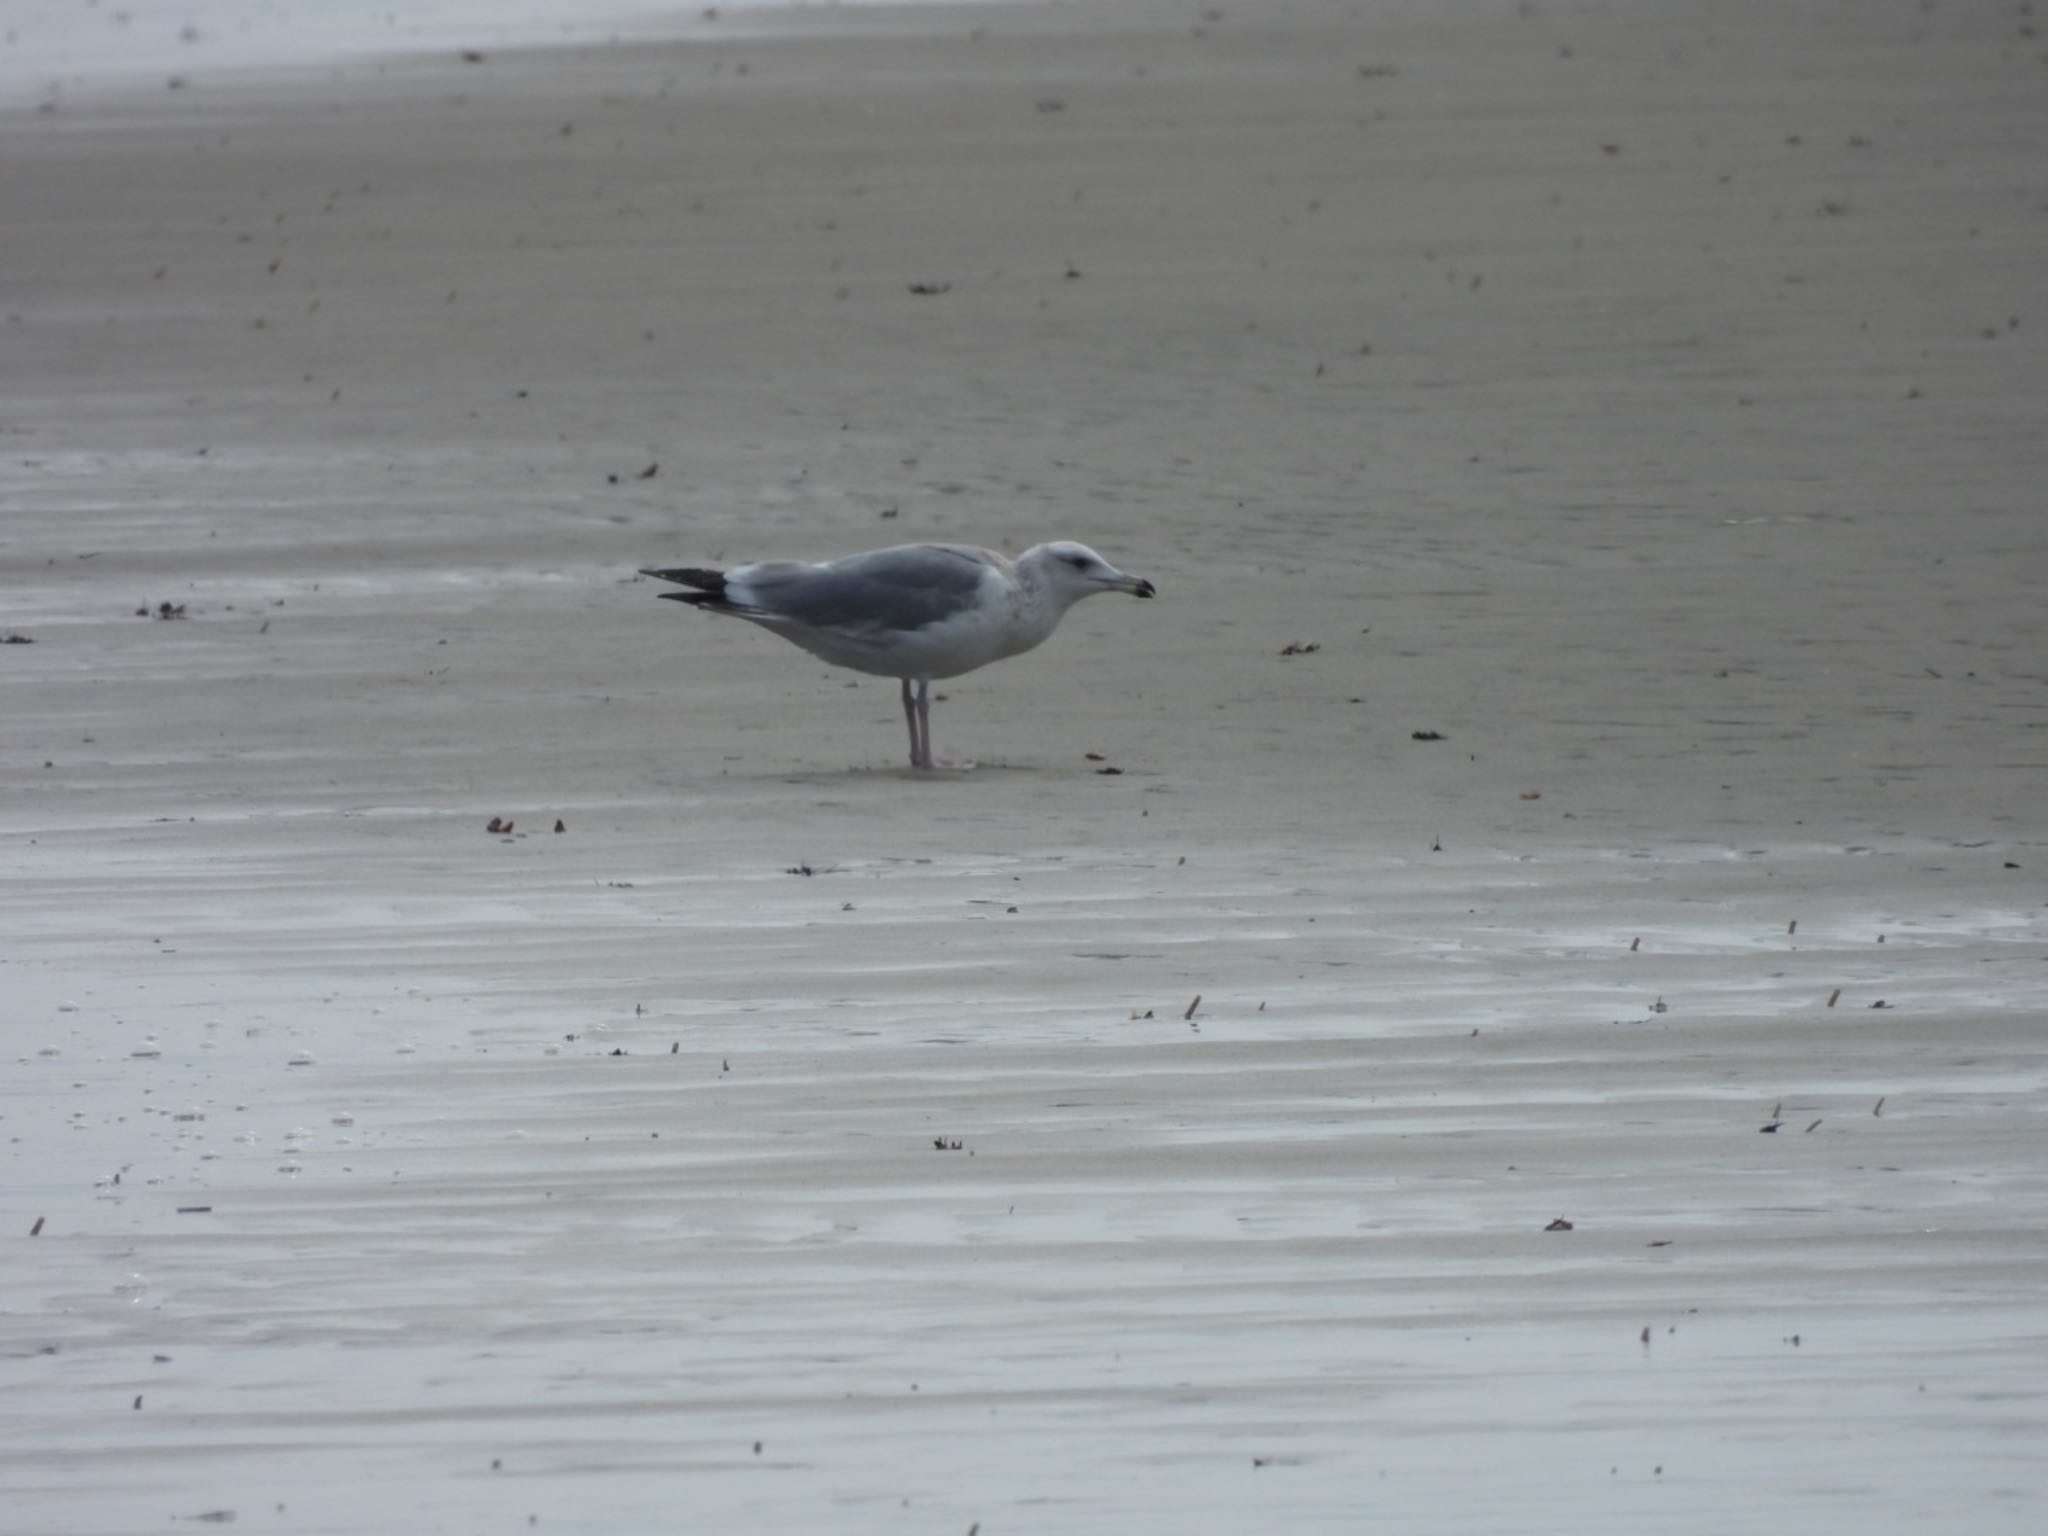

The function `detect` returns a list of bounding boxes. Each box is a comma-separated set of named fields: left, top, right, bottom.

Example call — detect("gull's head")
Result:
left=1027, top=541, right=1157, bottom=602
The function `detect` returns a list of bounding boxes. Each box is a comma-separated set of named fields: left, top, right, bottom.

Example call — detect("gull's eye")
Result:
left=1061, top=553, right=1088, bottom=569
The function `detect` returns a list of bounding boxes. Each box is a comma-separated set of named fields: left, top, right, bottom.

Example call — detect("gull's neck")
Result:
left=999, top=547, right=1077, bottom=658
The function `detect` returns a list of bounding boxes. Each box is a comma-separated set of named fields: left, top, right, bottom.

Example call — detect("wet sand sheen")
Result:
left=4, top=2, right=2046, bottom=1531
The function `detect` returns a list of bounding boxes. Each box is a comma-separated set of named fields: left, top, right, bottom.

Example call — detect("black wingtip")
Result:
left=639, top=566, right=728, bottom=595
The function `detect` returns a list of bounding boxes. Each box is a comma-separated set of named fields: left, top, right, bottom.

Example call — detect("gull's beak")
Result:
left=1116, top=573, right=1157, bottom=599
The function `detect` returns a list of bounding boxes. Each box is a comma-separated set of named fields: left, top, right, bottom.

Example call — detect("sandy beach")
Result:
left=5, top=1, right=2046, bottom=1529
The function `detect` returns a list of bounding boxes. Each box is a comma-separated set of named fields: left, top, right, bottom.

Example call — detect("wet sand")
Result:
left=5, top=2, right=2047, bottom=1530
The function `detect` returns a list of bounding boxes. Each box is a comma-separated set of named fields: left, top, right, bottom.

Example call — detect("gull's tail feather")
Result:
left=640, top=566, right=733, bottom=609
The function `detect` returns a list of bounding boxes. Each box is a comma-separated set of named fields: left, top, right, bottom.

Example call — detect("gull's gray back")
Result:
left=736, top=544, right=998, bottom=636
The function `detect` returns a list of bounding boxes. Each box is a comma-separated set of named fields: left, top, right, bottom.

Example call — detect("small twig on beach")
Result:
left=1183, top=993, right=1201, bottom=1021
left=1826, top=988, right=1841, bottom=1007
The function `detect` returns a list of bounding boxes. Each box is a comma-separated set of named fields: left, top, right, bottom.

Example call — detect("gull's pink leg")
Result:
left=921, top=680, right=976, bottom=770
left=901, top=677, right=929, bottom=769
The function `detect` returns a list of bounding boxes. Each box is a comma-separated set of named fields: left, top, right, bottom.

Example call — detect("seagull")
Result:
left=639, top=541, right=1155, bottom=769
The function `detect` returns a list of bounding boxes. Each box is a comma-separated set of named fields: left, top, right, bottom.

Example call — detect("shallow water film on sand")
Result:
left=5, top=2, right=2046, bottom=1530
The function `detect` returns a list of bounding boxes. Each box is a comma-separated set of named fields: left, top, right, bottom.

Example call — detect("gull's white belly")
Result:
left=779, top=602, right=1043, bottom=680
